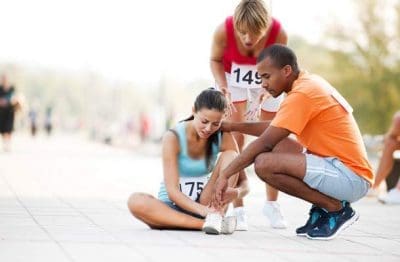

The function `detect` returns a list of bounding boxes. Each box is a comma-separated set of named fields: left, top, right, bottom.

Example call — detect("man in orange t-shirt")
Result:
left=213, top=44, right=373, bottom=240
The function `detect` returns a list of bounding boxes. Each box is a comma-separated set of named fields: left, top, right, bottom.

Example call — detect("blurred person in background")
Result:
left=210, top=0, right=288, bottom=230
left=369, top=111, right=400, bottom=204
left=139, top=111, right=151, bottom=143
left=127, top=88, right=249, bottom=235
left=44, top=106, right=53, bottom=136
left=28, top=107, right=38, bottom=137
left=0, top=75, right=19, bottom=152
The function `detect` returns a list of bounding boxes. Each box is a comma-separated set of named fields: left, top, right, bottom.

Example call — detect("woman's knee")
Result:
left=127, top=193, right=150, bottom=217
left=232, top=132, right=245, bottom=148
left=219, top=150, right=238, bottom=160
left=390, top=112, right=400, bottom=134
left=383, top=134, right=400, bottom=152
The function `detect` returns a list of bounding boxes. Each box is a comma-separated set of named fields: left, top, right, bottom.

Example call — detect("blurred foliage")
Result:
left=320, top=0, right=400, bottom=134
left=1, top=0, right=398, bottom=135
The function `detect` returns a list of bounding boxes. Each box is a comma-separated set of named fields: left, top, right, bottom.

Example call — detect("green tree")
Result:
left=325, top=0, right=400, bottom=133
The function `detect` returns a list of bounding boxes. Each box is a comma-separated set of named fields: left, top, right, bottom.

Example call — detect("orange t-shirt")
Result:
left=271, top=71, right=374, bottom=185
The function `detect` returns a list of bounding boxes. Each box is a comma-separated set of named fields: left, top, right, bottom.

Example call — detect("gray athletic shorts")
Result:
left=303, top=154, right=370, bottom=203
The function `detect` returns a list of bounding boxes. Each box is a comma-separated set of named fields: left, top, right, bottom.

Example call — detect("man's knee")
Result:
left=254, top=153, right=274, bottom=180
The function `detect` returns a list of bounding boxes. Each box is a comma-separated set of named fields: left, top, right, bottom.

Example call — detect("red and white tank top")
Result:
left=223, top=16, right=281, bottom=89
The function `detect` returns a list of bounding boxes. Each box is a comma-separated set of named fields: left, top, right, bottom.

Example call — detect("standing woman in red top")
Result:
left=210, top=0, right=288, bottom=230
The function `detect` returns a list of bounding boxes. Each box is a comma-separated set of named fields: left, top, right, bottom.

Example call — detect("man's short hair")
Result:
left=257, top=44, right=299, bottom=72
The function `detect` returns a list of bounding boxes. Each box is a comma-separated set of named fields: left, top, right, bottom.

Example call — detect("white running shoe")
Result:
left=221, top=216, right=237, bottom=234
left=378, top=188, right=400, bottom=204
left=234, top=207, right=249, bottom=231
left=202, top=213, right=223, bottom=234
left=366, top=187, right=380, bottom=197
left=262, top=201, right=288, bottom=229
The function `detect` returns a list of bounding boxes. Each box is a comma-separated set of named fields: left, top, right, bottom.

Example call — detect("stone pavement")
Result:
left=0, top=134, right=399, bottom=262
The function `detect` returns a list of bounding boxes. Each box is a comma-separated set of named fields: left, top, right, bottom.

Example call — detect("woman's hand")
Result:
left=244, top=89, right=271, bottom=121
left=200, top=204, right=218, bottom=217
left=220, top=88, right=236, bottom=118
left=244, top=100, right=261, bottom=121
left=220, top=187, right=240, bottom=205
left=212, top=174, right=229, bottom=209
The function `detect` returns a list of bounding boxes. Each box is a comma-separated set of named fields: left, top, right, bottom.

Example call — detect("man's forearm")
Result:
left=224, top=121, right=270, bottom=137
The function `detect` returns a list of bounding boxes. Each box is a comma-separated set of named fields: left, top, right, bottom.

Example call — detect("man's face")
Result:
left=256, top=57, right=289, bottom=98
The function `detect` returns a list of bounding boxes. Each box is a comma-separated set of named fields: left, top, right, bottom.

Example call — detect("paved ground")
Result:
left=0, top=133, right=399, bottom=262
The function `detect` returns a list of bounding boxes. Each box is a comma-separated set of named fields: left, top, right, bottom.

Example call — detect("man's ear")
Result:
left=283, top=65, right=293, bottom=77
left=192, top=106, right=195, bottom=114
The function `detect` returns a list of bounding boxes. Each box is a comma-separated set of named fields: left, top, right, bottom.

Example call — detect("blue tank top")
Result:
left=158, top=121, right=222, bottom=202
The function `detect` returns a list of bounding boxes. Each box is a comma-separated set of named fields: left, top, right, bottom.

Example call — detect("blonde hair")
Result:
left=234, top=0, right=270, bottom=34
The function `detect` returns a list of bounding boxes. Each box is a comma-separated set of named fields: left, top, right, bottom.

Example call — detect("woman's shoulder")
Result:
left=163, top=121, right=186, bottom=144
left=213, top=21, right=227, bottom=44
left=162, top=130, right=180, bottom=156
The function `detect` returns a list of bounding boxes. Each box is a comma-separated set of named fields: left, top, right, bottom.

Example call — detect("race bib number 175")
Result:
left=179, top=176, right=208, bottom=201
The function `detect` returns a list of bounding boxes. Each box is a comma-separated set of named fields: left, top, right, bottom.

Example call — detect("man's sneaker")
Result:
left=202, top=213, right=222, bottom=235
left=221, top=216, right=237, bottom=234
left=234, top=207, right=248, bottom=231
left=296, top=205, right=324, bottom=236
left=262, top=201, right=287, bottom=229
left=306, top=201, right=359, bottom=240
left=378, top=188, right=400, bottom=204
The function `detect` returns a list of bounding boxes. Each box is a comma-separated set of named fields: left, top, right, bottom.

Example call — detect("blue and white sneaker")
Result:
left=296, top=205, right=324, bottom=236
left=306, top=201, right=359, bottom=240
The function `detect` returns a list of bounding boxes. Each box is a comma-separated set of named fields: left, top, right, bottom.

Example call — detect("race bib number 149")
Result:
left=231, top=63, right=262, bottom=89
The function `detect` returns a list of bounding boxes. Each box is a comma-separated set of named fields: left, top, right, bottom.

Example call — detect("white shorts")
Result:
left=229, top=86, right=284, bottom=112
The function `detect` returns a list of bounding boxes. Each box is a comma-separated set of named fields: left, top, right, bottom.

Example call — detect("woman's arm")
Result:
left=219, top=132, right=250, bottom=201
left=210, top=23, right=228, bottom=95
left=162, top=131, right=209, bottom=217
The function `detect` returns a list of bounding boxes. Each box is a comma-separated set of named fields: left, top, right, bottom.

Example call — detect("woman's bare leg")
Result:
left=374, top=112, right=400, bottom=189
left=229, top=102, right=247, bottom=208
left=127, top=193, right=203, bottom=230
left=198, top=150, right=239, bottom=206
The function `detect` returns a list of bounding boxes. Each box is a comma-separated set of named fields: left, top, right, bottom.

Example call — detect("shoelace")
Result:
left=308, top=206, right=322, bottom=225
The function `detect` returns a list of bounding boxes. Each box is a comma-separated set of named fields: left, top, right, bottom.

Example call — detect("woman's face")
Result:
left=193, top=108, right=225, bottom=139
left=236, top=26, right=267, bottom=50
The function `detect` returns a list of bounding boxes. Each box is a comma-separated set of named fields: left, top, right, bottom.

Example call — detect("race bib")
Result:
left=331, top=89, right=353, bottom=113
left=229, top=63, right=262, bottom=89
left=320, top=80, right=353, bottom=113
left=179, top=176, right=208, bottom=201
